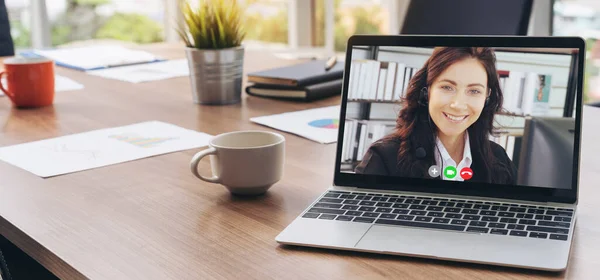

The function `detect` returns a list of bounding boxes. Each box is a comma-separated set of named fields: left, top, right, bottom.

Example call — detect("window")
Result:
left=242, top=0, right=288, bottom=46
left=6, top=0, right=31, bottom=49
left=48, top=0, right=165, bottom=47
left=553, top=0, right=600, bottom=103
left=241, top=0, right=393, bottom=55
left=11, top=0, right=395, bottom=53
left=314, top=0, right=389, bottom=53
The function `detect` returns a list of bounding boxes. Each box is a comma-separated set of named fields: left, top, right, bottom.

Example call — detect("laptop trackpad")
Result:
left=355, top=225, right=569, bottom=269
left=355, top=225, right=466, bottom=256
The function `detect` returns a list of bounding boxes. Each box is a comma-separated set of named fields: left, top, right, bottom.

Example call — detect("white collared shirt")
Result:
left=434, top=132, right=472, bottom=181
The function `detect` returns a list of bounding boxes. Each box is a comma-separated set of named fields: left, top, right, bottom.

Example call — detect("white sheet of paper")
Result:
left=34, top=45, right=160, bottom=70
left=250, top=106, right=340, bottom=144
left=0, top=75, right=83, bottom=96
left=86, top=59, right=189, bottom=83
left=0, top=121, right=212, bottom=178
left=55, top=75, right=84, bottom=91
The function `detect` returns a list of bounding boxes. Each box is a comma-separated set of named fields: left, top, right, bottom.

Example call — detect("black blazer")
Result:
left=355, top=138, right=518, bottom=185
left=0, top=0, right=14, bottom=57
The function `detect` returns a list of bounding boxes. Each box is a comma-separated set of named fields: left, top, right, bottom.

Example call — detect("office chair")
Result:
left=400, top=0, right=533, bottom=35
left=517, top=117, right=575, bottom=189
left=0, top=234, right=58, bottom=280
left=0, top=238, right=12, bottom=280
left=0, top=0, right=15, bottom=56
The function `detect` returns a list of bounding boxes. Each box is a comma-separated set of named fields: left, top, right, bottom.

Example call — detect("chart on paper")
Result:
left=308, top=118, right=339, bottom=129
left=250, top=106, right=340, bottom=144
left=0, top=121, right=211, bottom=178
left=41, top=143, right=103, bottom=161
left=108, top=134, right=178, bottom=148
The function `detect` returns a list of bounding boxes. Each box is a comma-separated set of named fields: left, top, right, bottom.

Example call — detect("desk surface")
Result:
left=1, top=43, right=599, bottom=280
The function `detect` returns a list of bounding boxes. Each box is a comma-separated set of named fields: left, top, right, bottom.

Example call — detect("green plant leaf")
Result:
left=214, top=1, right=225, bottom=47
left=178, top=0, right=245, bottom=49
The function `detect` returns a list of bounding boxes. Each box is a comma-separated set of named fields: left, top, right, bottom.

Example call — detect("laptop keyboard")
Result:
left=302, top=191, right=574, bottom=241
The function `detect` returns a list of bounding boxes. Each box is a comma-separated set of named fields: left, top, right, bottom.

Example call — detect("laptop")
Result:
left=276, top=35, right=585, bottom=271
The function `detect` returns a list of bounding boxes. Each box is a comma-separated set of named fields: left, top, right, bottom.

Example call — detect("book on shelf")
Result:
left=341, top=120, right=350, bottom=161
left=343, top=119, right=396, bottom=163
left=342, top=119, right=358, bottom=162
left=247, top=59, right=344, bottom=87
left=376, top=68, right=387, bottom=101
left=498, top=70, right=552, bottom=116
left=401, top=67, right=412, bottom=99
left=531, top=74, right=552, bottom=116
left=521, top=72, right=539, bottom=116
left=370, top=61, right=381, bottom=100
left=342, top=119, right=359, bottom=162
left=356, top=122, right=368, bottom=161
left=356, top=60, right=369, bottom=100
left=354, top=60, right=368, bottom=100
left=393, top=63, right=406, bottom=101
left=347, top=59, right=418, bottom=102
left=246, top=79, right=342, bottom=102
left=347, top=60, right=359, bottom=99
left=363, top=60, right=378, bottom=100
left=384, top=62, right=397, bottom=101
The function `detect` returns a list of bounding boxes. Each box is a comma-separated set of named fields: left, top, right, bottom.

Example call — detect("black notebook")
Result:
left=247, top=59, right=344, bottom=87
left=246, top=79, right=342, bottom=102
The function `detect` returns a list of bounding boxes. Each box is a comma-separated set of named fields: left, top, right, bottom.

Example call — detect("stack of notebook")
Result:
left=245, top=59, right=344, bottom=102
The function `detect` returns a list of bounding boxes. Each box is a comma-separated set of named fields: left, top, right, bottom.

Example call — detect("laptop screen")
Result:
left=336, top=37, right=583, bottom=203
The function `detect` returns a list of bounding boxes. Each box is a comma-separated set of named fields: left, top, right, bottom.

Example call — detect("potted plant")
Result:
left=177, top=0, right=246, bottom=105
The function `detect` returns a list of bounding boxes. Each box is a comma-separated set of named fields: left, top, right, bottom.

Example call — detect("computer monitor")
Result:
left=517, top=117, right=575, bottom=189
left=401, top=0, right=533, bottom=35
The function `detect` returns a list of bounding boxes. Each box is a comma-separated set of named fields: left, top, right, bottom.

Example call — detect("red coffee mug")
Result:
left=0, top=57, right=55, bottom=108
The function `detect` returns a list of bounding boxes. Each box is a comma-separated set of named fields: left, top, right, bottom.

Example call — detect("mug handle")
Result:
left=0, top=71, right=15, bottom=102
left=190, top=147, right=220, bottom=183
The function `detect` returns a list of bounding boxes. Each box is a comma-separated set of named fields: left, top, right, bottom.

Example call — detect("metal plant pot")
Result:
left=185, top=46, right=245, bottom=105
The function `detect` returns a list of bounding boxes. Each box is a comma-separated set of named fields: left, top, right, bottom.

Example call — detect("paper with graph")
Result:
left=250, top=106, right=340, bottom=144
left=0, top=121, right=211, bottom=178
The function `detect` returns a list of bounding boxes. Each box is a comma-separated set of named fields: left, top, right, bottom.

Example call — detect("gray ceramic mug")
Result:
left=190, top=131, right=285, bottom=195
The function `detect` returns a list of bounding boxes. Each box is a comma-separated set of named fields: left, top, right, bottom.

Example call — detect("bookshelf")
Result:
left=340, top=45, right=579, bottom=172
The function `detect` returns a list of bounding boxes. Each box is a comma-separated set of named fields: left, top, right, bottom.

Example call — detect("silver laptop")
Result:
left=276, top=35, right=584, bottom=271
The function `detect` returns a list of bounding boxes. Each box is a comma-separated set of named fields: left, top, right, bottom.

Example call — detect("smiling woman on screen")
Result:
left=355, top=47, right=517, bottom=184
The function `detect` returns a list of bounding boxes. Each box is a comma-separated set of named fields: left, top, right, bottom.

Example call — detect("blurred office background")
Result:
left=6, top=0, right=600, bottom=103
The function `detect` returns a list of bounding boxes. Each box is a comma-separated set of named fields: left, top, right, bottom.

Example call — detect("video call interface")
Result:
left=340, top=46, right=579, bottom=190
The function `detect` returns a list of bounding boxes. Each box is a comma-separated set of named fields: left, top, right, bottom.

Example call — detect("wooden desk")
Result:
left=0, top=43, right=599, bottom=279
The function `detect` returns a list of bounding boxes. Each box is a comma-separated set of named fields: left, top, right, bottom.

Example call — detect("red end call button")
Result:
left=460, top=167, right=473, bottom=180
